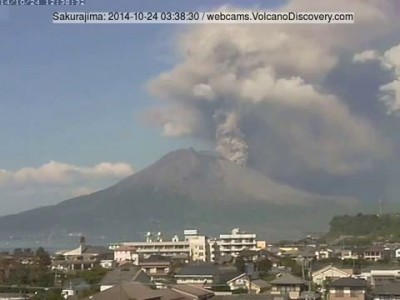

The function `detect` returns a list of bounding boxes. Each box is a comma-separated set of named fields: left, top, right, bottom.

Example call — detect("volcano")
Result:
left=0, top=149, right=360, bottom=241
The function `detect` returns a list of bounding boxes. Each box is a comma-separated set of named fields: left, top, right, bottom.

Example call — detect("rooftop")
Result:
left=270, top=274, right=307, bottom=286
left=329, top=277, right=367, bottom=288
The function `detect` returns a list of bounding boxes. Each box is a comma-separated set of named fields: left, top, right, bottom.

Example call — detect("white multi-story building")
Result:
left=218, top=228, right=257, bottom=257
left=109, top=230, right=209, bottom=262
left=109, top=228, right=258, bottom=262
left=113, top=245, right=140, bottom=264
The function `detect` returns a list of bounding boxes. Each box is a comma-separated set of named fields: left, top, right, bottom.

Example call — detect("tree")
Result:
left=257, top=258, right=272, bottom=274
left=23, top=248, right=33, bottom=256
left=13, top=248, right=23, bottom=257
left=234, top=256, right=246, bottom=273
left=35, top=247, right=51, bottom=266
left=279, top=258, right=303, bottom=277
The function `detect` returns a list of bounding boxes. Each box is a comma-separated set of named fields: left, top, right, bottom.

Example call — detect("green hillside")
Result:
left=328, top=213, right=400, bottom=239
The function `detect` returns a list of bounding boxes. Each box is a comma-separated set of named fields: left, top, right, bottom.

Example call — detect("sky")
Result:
left=1, top=0, right=400, bottom=216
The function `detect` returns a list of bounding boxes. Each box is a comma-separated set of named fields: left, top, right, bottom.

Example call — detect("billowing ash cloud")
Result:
left=146, top=0, right=399, bottom=175
left=214, top=110, right=248, bottom=166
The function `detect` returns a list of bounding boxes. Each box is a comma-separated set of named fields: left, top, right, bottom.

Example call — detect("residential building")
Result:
left=109, top=230, right=209, bottom=262
left=54, top=237, right=112, bottom=271
left=256, top=241, right=267, bottom=250
left=226, top=274, right=270, bottom=294
left=328, top=277, right=368, bottom=300
left=269, top=273, right=307, bottom=299
left=99, top=262, right=152, bottom=292
left=250, top=279, right=270, bottom=294
left=139, top=255, right=172, bottom=277
left=113, top=245, right=140, bottom=264
left=227, top=273, right=251, bottom=291
left=89, top=282, right=189, bottom=300
left=363, top=247, right=384, bottom=262
left=174, top=262, right=240, bottom=288
left=218, top=228, right=257, bottom=258
left=100, top=259, right=115, bottom=269
left=315, top=248, right=333, bottom=260
left=358, top=266, right=400, bottom=286
left=171, top=285, right=215, bottom=300
left=187, top=234, right=209, bottom=262
left=372, top=282, right=400, bottom=300
left=312, top=265, right=353, bottom=286
left=340, top=249, right=360, bottom=260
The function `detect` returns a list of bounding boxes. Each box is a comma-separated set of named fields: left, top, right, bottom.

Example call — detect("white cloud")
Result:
left=0, top=161, right=135, bottom=214
left=70, top=187, right=94, bottom=197
left=0, top=161, right=134, bottom=187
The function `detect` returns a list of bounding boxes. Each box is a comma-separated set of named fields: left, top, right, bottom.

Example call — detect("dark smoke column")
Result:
left=215, top=111, right=249, bottom=166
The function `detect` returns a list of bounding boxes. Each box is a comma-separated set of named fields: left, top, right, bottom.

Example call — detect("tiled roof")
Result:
left=270, top=274, right=307, bottom=285
left=250, top=279, right=270, bottom=289
left=90, top=282, right=182, bottom=300
left=100, top=263, right=151, bottom=286
left=171, top=284, right=214, bottom=297
left=329, top=277, right=367, bottom=288
left=373, top=282, right=400, bottom=295
left=92, top=282, right=162, bottom=300
left=176, top=263, right=236, bottom=276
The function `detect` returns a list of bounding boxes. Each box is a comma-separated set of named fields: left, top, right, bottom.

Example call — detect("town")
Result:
left=1, top=223, right=400, bottom=299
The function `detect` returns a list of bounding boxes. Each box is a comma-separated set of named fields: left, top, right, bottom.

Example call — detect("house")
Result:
left=372, top=282, right=400, bottom=300
left=295, top=247, right=316, bottom=263
left=312, top=265, right=353, bottom=286
left=227, top=273, right=250, bottom=291
left=175, top=262, right=240, bottom=288
left=358, top=265, right=400, bottom=286
left=54, top=237, right=112, bottom=271
left=139, top=255, right=172, bottom=277
left=100, top=259, right=115, bottom=269
left=90, top=282, right=214, bottom=300
left=315, top=248, right=333, bottom=260
left=269, top=273, right=307, bottom=299
left=89, top=282, right=187, bottom=300
left=171, top=285, right=215, bottom=300
left=340, top=249, right=360, bottom=260
left=113, top=245, right=140, bottom=264
left=225, top=273, right=268, bottom=294
left=250, top=279, right=270, bottom=294
left=100, top=262, right=152, bottom=291
left=61, top=278, right=91, bottom=299
left=362, top=247, right=384, bottom=262
left=328, top=277, right=368, bottom=300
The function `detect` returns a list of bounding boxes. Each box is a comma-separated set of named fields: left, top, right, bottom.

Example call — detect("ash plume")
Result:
left=146, top=0, right=395, bottom=176
left=214, top=111, right=248, bottom=166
